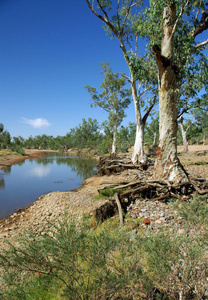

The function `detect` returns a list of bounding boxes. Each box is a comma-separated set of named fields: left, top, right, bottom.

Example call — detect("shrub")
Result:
left=9, top=144, right=25, bottom=156
left=178, top=195, right=208, bottom=225
left=0, top=216, right=207, bottom=299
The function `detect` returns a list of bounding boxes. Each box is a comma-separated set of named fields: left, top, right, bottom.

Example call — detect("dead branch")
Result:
left=114, top=193, right=124, bottom=225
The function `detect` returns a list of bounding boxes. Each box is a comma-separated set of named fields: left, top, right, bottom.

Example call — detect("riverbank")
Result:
left=0, top=169, right=132, bottom=248
left=0, top=149, right=52, bottom=170
left=0, top=146, right=208, bottom=298
left=0, top=146, right=207, bottom=245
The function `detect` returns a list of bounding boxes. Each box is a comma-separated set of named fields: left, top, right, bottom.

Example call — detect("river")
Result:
left=0, top=155, right=97, bottom=219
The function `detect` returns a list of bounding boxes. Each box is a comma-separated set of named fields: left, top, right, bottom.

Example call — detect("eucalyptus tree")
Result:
left=138, top=0, right=208, bottom=183
left=178, top=115, right=197, bottom=152
left=192, top=93, right=208, bottom=144
left=85, top=0, right=158, bottom=164
left=0, top=123, right=11, bottom=149
left=85, top=62, right=131, bottom=154
left=145, top=113, right=159, bottom=146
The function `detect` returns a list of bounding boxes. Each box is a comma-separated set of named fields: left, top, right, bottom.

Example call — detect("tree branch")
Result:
left=121, top=0, right=134, bottom=30
left=85, top=0, right=119, bottom=37
left=121, top=73, right=131, bottom=82
left=142, top=99, right=155, bottom=125
left=97, top=0, right=110, bottom=22
left=196, top=38, right=208, bottom=48
left=170, top=0, right=190, bottom=39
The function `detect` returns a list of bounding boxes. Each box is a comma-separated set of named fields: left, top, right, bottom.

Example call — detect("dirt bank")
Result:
left=0, top=149, right=54, bottom=170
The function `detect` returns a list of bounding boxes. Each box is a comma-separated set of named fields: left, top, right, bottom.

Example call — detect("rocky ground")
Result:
left=0, top=146, right=207, bottom=250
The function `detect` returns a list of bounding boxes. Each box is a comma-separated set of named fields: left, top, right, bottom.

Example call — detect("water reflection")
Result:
left=56, top=157, right=96, bottom=179
left=0, top=178, right=5, bottom=189
left=29, top=166, right=51, bottom=178
left=0, top=155, right=97, bottom=219
left=3, top=166, right=11, bottom=174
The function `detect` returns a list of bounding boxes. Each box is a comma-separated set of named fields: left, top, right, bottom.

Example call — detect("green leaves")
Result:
left=85, top=62, right=131, bottom=152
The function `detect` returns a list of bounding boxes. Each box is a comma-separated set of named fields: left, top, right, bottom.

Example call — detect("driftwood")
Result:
left=97, top=155, right=153, bottom=175
left=96, top=156, right=208, bottom=224
left=97, top=155, right=208, bottom=205
left=114, top=193, right=124, bottom=226
left=99, top=177, right=208, bottom=204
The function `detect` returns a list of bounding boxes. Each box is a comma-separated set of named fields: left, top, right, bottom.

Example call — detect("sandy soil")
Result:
left=178, top=144, right=208, bottom=152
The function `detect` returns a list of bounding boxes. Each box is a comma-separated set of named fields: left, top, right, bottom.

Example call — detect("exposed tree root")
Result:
left=97, top=155, right=153, bottom=175
left=97, top=156, right=208, bottom=205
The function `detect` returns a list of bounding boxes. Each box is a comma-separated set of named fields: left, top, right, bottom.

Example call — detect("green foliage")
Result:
left=85, top=62, right=131, bottom=153
left=0, top=124, right=11, bottom=149
left=144, top=113, right=159, bottom=146
left=1, top=213, right=207, bottom=299
left=13, top=145, right=25, bottom=156
left=99, top=188, right=124, bottom=198
left=177, top=195, right=208, bottom=225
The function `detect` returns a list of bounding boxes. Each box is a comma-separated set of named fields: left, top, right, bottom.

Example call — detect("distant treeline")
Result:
left=0, top=117, right=207, bottom=156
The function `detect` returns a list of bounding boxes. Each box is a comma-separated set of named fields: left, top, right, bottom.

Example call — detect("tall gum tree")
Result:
left=85, top=0, right=157, bottom=164
left=149, top=0, right=208, bottom=183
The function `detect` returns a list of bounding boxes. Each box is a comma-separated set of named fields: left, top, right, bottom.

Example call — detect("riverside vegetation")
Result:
left=0, top=147, right=208, bottom=299
left=0, top=193, right=207, bottom=299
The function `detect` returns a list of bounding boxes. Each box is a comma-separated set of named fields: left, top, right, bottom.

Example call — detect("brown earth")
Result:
left=0, top=149, right=55, bottom=170
left=0, top=146, right=207, bottom=249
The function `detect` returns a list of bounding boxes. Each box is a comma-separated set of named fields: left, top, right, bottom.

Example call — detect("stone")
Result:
left=143, top=218, right=150, bottom=225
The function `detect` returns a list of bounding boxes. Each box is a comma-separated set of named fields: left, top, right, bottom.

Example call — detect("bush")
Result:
left=9, top=145, right=25, bottom=156
left=0, top=216, right=207, bottom=299
left=177, top=195, right=208, bottom=225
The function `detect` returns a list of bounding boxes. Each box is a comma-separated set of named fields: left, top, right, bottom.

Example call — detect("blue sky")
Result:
left=0, top=1, right=207, bottom=139
left=0, top=0, right=134, bottom=139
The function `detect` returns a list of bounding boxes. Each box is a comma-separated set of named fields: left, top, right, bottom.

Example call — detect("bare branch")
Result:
left=142, top=98, right=155, bottom=125
left=195, top=0, right=202, bottom=22
left=177, top=98, right=189, bottom=119
left=85, top=0, right=119, bottom=37
left=121, top=0, right=134, bottom=30
left=171, top=0, right=190, bottom=38
left=121, top=73, right=131, bottom=82
left=117, top=0, right=121, bottom=31
left=196, top=38, right=208, bottom=48
left=97, top=0, right=110, bottom=22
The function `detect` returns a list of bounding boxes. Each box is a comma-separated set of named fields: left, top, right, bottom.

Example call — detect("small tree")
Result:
left=85, top=62, right=131, bottom=154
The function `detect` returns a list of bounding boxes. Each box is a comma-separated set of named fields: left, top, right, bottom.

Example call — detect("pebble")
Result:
left=126, top=198, right=192, bottom=235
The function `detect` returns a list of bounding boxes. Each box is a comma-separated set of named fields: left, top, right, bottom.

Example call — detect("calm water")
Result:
left=0, top=155, right=97, bottom=219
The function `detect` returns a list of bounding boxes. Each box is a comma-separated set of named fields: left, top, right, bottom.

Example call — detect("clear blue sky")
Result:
left=0, top=0, right=133, bottom=139
left=0, top=1, right=207, bottom=139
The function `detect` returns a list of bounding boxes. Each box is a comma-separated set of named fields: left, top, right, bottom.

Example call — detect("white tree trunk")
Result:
left=153, top=3, right=188, bottom=183
left=152, top=132, right=157, bottom=146
left=111, top=130, right=117, bottom=154
left=132, top=122, right=146, bottom=164
left=131, top=80, right=147, bottom=164
left=179, top=117, right=188, bottom=153
left=154, top=67, right=186, bottom=182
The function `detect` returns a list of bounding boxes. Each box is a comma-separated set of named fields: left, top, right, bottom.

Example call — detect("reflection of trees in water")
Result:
left=0, top=157, right=96, bottom=191
left=30, top=155, right=97, bottom=179
left=56, top=157, right=97, bottom=179
left=3, top=166, right=11, bottom=174
left=35, top=156, right=97, bottom=179
left=0, top=178, right=5, bottom=189
left=35, top=158, right=54, bottom=165
left=17, top=160, right=25, bottom=166
left=0, top=167, right=11, bottom=190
